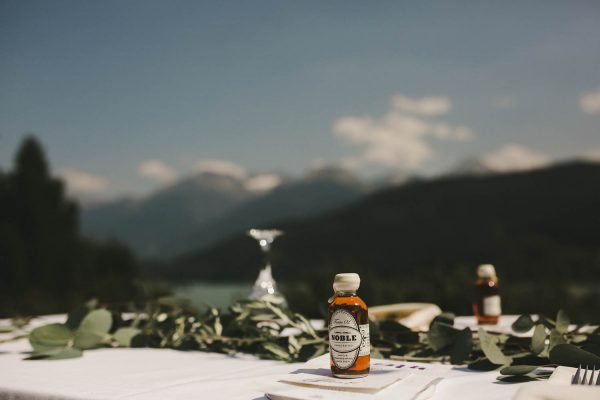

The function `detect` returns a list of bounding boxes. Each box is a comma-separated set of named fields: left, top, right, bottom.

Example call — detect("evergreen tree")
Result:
left=0, top=136, right=139, bottom=316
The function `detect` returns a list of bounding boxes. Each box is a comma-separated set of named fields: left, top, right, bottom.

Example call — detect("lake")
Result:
left=174, top=282, right=253, bottom=310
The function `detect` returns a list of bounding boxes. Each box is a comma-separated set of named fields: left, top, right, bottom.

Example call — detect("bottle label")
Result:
left=358, top=323, right=370, bottom=356
left=329, top=309, right=370, bottom=369
left=483, top=295, right=502, bottom=316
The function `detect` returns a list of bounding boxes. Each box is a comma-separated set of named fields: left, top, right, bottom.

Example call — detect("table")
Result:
left=0, top=315, right=532, bottom=400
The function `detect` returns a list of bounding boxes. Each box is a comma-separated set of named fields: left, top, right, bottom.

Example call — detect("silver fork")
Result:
left=571, top=365, right=600, bottom=385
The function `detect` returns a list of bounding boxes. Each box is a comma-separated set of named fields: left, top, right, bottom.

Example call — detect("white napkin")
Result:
left=512, top=366, right=600, bottom=400
left=369, top=303, right=442, bottom=331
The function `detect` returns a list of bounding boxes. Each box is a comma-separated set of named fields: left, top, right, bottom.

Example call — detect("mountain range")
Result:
left=81, top=166, right=373, bottom=258
left=159, top=161, right=600, bottom=318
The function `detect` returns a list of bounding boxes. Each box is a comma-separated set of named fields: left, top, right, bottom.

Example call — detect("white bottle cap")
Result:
left=477, top=264, right=497, bottom=279
left=333, top=273, right=360, bottom=292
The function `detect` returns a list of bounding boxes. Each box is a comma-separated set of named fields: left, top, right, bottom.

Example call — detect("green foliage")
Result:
left=29, top=323, right=72, bottom=353
left=23, top=301, right=600, bottom=383
left=26, top=347, right=83, bottom=360
left=531, top=324, right=546, bottom=355
left=79, top=309, right=113, bottom=335
left=555, top=309, right=570, bottom=334
left=428, top=322, right=459, bottom=351
left=27, top=298, right=328, bottom=363
left=113, top=328, right=141, bottom=347
left=73, top=330, right=105, bottom=350
left=500, top=365, right=538, bottom=376
left=511, top=315, right=534, bottom=333
left=449, top=328, right=472, bottom=364
left=379, top=309, right=599, bottom=382
left=478, top=329, right=512, bottom=365
left=549, top=344, right=600, bottom=368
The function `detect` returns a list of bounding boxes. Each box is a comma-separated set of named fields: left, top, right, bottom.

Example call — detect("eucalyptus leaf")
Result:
left=213, top=317, right=223, bottom=337
left=478, top=328, right=512, bottom=365
left=297, top=342, right=327, bottom=361
left=570, top=334, right=588, bottom=344
left=265, top=302, right=291, bottom=324
left=450, top=328, right=472, bottom=364
left=26, top=347, right=83, bottom=360
left=29, top=323, right=72, bottom=353
left=249, top=314, right=276, bottom=322
left=512, top=315, right=534, bottom=333
left=468, top=357, right=499, bottom=371
left=79, top=309, right=112, bottom=335
left=130, top=333, right=152, bottom=348
left=298, top=338, right=326, bottom=346
left=537, top=315, right=556, bottom=329
left=113, top=327, right=141, bottom=347
left=428, top=322, right=458, bottom=351
left=294, top=313, right=318, bottom=337
left=531, top=324, right=546, bottom=355
left=262, top=342, right=291, bottom=361
left=379, top=319, right=412, bottom=332
left=548, top=329, right=566, bottom=353
left=581, top=344, right=600, bottom=357
left=66, top=305, right=91, bottom=330
left=287, top=335, right=300, bottom=353
left=431, top=312, right=455, bottom=326
left=549, top=343, right=600, bottom=368
left=500, top=365, right=538, bottom=376
left=262, top=294, right=286, bottom=305
left=73, top=330, right=104, bottom=349
left=496, top=374, right=541, bottom=383
left=555, top=310, right=569, bottom=334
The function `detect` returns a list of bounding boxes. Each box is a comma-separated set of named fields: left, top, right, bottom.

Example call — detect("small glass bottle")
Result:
left=472, top=264, right=501, bottom=325
left=328, top=273, right=370, bottom=378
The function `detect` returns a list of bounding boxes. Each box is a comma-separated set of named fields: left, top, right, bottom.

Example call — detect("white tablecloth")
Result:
left=0, top=315, right=533, bottom=400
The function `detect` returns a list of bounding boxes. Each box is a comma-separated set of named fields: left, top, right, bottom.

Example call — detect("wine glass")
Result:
left=247, top=228, right=286, bottom=304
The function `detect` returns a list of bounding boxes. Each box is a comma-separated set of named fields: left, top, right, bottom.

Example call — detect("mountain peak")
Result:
left=304, top=165, right=361, bottom=185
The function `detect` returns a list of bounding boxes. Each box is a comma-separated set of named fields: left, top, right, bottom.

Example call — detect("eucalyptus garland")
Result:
left=19, top=297, right=600, bottom=383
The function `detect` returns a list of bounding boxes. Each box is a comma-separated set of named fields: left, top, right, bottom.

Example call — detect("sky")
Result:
left=1, top=0, right=600, bottom=201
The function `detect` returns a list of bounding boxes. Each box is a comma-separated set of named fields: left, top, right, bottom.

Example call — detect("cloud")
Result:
left=392, top=95, right=451, bottom=116
left=60, top=168, right=110, bottom=195
left=244, top=173, right=282, bottom=192
left=194, top=159, right=247, bottom=180
left=138, top=160, right=177, bottom=183
left=579, top=88, right=600, bottom=114
left=481, top=144, right=550, bottom=172
left=332, top=94, right=475, bottom=170
left=581, top=148, right=600, bottom=162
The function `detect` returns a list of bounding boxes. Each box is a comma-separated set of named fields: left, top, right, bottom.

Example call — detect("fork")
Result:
left=571, top=365, right=600, bottom=385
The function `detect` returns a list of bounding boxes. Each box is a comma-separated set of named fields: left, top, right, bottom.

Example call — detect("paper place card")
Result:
left=279, top=354, right=434, bottom=393
left=264, top=354, right=476, bottom=400
left=265, top=374, right=441, bottom=400
left=281, top=369, right=411, bottom=392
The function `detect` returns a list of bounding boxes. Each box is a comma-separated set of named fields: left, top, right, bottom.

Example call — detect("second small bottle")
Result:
left=472, top=264, right=502, bottom=325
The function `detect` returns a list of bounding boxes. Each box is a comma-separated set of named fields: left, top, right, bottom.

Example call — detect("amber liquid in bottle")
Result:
left=328, top=292, right=370, bottom=378
left=473, top=277, right=500, bottom=324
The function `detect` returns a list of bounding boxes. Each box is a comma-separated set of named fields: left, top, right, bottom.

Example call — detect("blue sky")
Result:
left=1, top=1, right=599, bottom=200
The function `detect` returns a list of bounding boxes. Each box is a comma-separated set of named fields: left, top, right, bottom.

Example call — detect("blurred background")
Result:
left=1, top=1, right=599, bottom=322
